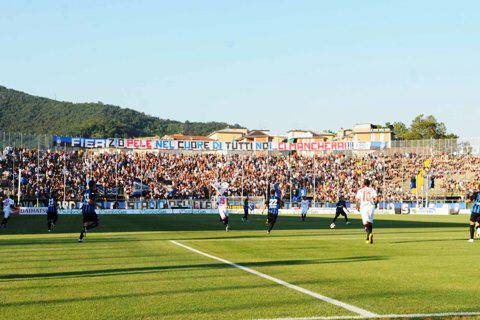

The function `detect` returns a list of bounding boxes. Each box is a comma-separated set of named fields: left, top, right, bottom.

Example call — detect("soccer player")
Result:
left=300, top=197, right=310, bottom=222
left=218, top=192, right=229, bottom=230
left=330, top=195, right=350, bottom=228
left=468, top=193, right=480, bottom=243
left=1, top=194, right=15, bottom=229
left=212, top=181, right=230, bottom=230
left=78, top=184, right=99, bottom=242
left=355, top=179, right=378, bottom=244
left=46, top=191, right=58, bottom=232
left=242, top=196, right=250, bottom=222
left=265, top=188, right=281, bottom=234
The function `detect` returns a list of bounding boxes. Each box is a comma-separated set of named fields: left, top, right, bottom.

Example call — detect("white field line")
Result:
left=255, top=311, right=480, bottom=320
left=170, top=240, right=377, bottom=317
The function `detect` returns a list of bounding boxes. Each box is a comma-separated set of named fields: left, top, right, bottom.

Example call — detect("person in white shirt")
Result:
left=212, top=181, right=230, bottom=231
left=355, top=179, right=379, bottom=244
left=300, top=198, right=310, bottom=222
left=1, top=194, right=15, bottom=229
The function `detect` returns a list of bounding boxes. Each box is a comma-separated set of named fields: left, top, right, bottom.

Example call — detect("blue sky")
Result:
left=1, top=1, right=479, bottom=136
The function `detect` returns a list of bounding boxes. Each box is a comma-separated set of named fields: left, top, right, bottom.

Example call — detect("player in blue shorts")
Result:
left=46, top=191, right=58, bottom=232
left=78, top=182, right=99, bottom=242
left=468, top=192, right=480, bottom=242
left=265, top=189, right=281, bottom=234
left=330, top=195, right=350, bottom=229
left=242, top=196, right=250, bottom=222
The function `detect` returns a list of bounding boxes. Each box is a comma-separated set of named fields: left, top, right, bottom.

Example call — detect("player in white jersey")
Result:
left=300, top=198, right=310, bottom=222
left=212, top=181, right=230, bottom=231
left=218, top=194, right=229, bottom=230
left=355, top=179, right=379, bottom=244
left=1, top=194, right=16, bottom=229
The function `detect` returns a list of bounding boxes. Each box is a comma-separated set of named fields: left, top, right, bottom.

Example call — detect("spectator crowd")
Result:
left=1, top=146, right=480, bottom=204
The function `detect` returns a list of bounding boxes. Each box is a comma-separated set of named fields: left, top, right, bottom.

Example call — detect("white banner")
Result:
left=53, top=136, right=391, bottom=152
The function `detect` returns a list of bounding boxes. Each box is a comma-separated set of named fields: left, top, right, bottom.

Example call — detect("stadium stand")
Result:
left=1, top=146, right=479, bottom=207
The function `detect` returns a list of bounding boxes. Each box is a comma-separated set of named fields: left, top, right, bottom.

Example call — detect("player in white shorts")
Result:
left=212, top=181, right=230, bottom=231
left=1, top=194, right=16, bottom=229
left=218, top=194, right=229, bottom=230
left=355, top=179, right=379, bottom=244
left=300, top=198, right=310, bottom=222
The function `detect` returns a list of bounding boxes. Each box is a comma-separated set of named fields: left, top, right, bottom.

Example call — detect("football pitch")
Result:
left=1, top=213, right=479, bottom=320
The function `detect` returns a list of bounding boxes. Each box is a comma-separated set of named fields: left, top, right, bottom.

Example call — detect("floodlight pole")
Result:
left=115, top=142, right=118, bottom=203
left=382, top=154, right=386, bottom=207
left=17, top=167, right=21, bottom=204
left=140, top=151, right=144, bottom=206
left=425, top=172, right=429, bottom=208
left=63, top=145, right=67, bottom=205
left=36, top=136, right=40, bottom=207
left=12, top=136, right=15, bottom=198
left=241, top=154, right=244, bottom=203
left=313, top=157, right=316, bottom=207
left=289, top=153, right=292, bottom=208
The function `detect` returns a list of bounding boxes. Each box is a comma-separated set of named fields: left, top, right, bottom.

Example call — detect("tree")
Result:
left=389, top=114, right=457, bottom=140
left=0, top=85, right=243, bottom=138
left=407, top=114, right=457, bottom=140
left=386, top=121, right=409, bottom=140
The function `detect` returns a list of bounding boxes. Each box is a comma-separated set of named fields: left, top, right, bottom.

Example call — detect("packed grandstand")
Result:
left=1, top=140, right=479, bottom=208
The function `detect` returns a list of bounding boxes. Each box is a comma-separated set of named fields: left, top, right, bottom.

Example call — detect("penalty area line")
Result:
left=255, top=311, right=480, bottom=319
left=169, top=240, right=377, bottom=317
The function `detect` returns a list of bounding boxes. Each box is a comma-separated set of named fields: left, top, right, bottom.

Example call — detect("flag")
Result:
left=423, top=159, right=432, bottom=169
left=412, top=170, right=424, bottom=195
left=274, top=183, right=281, bottom=198
left=411, top=159, right=431, bottom=195
left=133, top=180, right=150, bottom=196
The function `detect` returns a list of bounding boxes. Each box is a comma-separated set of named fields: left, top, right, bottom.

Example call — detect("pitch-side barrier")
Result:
left=17, top=207, right=469, bottom=215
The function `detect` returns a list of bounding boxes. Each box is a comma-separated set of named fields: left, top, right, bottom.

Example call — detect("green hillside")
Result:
left=0, top=85, right=242, bottom=137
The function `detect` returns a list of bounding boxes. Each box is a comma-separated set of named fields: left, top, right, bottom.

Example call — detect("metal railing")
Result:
left=390, top=138, right=480, bottom=155
left=0, top=132, right=52, bottom=150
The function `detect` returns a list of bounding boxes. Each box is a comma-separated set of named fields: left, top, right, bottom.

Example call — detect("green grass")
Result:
left=0, top=213, right=479, bottom=320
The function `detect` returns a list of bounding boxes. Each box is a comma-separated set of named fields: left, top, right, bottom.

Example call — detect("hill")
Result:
left=0, top=85, right=242, bottom=138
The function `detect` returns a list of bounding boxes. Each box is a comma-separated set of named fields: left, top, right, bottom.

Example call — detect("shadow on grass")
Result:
left=0, top=214, right=468, bottom=236
left=0, top=255, right=386, bottom=281
left=1, top=253, right=171, bottom=264
left=0, top=282, right=274, bottom=307
left=0, top=272, right=253, bottom=291
left=393, top=238, right=467, bottom=244
left=0, top=230, right=465, bottom=247
left=2, top=281, right=339, bottom=316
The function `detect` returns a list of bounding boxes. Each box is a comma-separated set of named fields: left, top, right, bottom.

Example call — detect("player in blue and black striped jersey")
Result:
left=265, top=189, right=281, bottom=234
left=330, top=195, right=350, bottom=229
left=468, top=192, right=480, bottom=242
left=242, top=196, right=250, bottom=222
left=46, top=191, right=58, bottom=232
left=78, top=181, right=99, bottom=243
